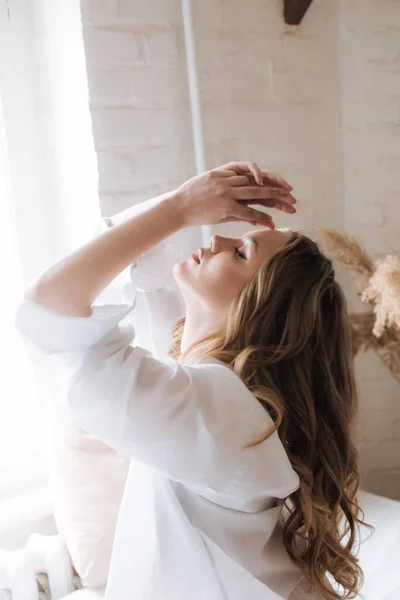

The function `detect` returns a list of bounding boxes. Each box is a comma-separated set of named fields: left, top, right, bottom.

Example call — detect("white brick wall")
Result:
left=80, top=0, right=198, bottom=254
left=339, top=0, right=400, bottom=499
left=80, top=0, right=400, bottom=499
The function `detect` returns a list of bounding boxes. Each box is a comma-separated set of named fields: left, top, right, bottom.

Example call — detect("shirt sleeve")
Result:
left=94, top=217, right=185, bottom=357
left=94, top=217, right=181, bottom=295
left=14, top=300, right=270, bottom=492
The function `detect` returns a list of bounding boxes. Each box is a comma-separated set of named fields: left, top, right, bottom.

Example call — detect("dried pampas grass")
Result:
left=318, top=228, right=400, bottom=384
left=318, top=228, right=374, bottom=286
left=362, top=255, right=400, bottom=337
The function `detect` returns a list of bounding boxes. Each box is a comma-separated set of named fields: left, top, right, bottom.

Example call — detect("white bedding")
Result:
left=63, top=589, right=105, bottom=599
left=59, top=491, right=400, bottom=600
left=354, top=491, right=400, bottom=599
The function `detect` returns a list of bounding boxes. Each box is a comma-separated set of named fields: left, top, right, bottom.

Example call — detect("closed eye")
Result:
left=235, top=247, right=247, bottom=260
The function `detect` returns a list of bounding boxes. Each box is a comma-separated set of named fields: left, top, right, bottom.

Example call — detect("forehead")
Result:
left=246, top=228, right=291, bottom=258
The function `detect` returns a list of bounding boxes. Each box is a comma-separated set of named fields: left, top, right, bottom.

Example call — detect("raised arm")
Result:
left=25, top=163, right=295, bottom=318
left=25, top=191, right=183, bottom=318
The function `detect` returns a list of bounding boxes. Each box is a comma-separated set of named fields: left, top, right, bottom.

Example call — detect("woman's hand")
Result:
left=175, top=161, right=296, bottom=229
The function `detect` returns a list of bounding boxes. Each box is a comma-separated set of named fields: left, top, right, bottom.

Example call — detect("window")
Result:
left=0, top=0, right=99, bottom=500
left=0, top=94, right=47, bottom=498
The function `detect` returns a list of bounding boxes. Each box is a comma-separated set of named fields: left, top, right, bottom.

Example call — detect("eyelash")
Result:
left=235, top=247, right=247, bottom=260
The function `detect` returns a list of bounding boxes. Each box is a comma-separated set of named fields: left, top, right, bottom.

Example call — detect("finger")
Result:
left=261, top=171, right=292, bottom=191
left=232, top=205, right=275, bottom=228
left=219, top=162, right=254, bottom=172
left=211, top=168, right=238, bottom=177
left=220, top=216, right=268, bottom=227
left=233, top=186, right=291, bottom=201
left=241, top=197, right=297, bottom=213
left=218, top=162, right=263, bottom=184
left=248, top=162, right=263, bottom=185
left=242, top=172, right=294, bottom=196
left=217, top=163, right=293, bottom=191
left=241, top=188, right=296, bottom=205
left=226, top=175, right=252, bottom=187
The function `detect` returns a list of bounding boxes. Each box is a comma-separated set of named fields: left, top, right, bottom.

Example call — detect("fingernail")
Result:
left=264, top=219, right=275, bottom=229
left=258, top=221, right=274, bottom=229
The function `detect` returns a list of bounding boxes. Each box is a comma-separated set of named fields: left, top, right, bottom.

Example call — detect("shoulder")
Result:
left=182, top=357, right=274, bottom=441
left=182, top=357, right=300, bottom=499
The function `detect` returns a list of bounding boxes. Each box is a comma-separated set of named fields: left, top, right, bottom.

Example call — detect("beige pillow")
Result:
left=34, top=222, right=181, bottom=588
left=35, top=227, right=131, bottom=586
left=39, top=363, right=129, bottom=588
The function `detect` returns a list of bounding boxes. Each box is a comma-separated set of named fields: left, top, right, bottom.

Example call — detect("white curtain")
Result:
left=0, top=0, right=99, bottom=499
left=0, top=94, right=43, bottom=499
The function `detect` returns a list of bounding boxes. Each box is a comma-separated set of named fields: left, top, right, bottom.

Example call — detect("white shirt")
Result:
left=15, top=226, right=310, bottom=600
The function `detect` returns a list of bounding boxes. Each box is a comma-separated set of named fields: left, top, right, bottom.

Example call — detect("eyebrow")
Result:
left=244, top=236, right=259, bottom=252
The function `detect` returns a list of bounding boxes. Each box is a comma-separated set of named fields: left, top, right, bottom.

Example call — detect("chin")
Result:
left=173, top=260, right=201, bottom=298
left=173, top=260, right=186, bottom=280
left=172, top=260, right=193, bottom=288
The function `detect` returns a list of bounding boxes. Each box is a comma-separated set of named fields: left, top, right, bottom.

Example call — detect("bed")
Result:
left=59, top=490, right=400, bottom=600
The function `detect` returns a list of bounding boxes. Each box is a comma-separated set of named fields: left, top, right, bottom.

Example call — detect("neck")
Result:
left=181, top=304, right=225, bottom=358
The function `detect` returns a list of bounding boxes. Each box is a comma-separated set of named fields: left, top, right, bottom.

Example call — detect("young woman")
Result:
left=16, top=162, right=368, bottom=600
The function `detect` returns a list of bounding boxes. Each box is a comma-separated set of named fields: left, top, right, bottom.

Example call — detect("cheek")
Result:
left=173, top=257, right=250, bottom=308
left=199, top=257, right=248, bottom=305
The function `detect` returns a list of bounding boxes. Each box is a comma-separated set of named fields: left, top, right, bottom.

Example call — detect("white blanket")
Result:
left=57, top=490, right=400, bottom=600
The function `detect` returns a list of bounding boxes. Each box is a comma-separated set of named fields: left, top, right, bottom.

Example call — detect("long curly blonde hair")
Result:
left=169, top=231, right=373, bottom=600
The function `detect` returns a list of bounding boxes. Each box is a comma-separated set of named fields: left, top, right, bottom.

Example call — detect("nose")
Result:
left=210, top=234, right=237, bottom=254
left=210, top=234, right=221, bottom=254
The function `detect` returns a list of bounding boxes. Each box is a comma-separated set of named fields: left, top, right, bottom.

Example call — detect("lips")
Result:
left=189, top=248, right=204, bottom=264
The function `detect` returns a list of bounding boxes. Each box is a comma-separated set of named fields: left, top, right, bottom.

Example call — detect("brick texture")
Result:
left=339, top=0, right=400, bottom=499
left=80, top=0, right=400, bottom=499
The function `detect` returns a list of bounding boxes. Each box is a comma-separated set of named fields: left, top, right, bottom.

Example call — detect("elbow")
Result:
left=23, top=275, right=52, bottom=304
left=23, top=269, right=54, bottom=303
left=23, top=281, right=91, bottom=317
left=23, top=280, right=55, bottom=309
left=24, top=282, right=42, bottom=303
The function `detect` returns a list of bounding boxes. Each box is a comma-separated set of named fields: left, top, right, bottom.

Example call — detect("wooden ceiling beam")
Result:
left=284, top=0, right=314, bottom=25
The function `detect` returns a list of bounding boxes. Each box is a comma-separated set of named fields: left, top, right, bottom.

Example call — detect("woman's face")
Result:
left=174, top=228, right=291, bottom=311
